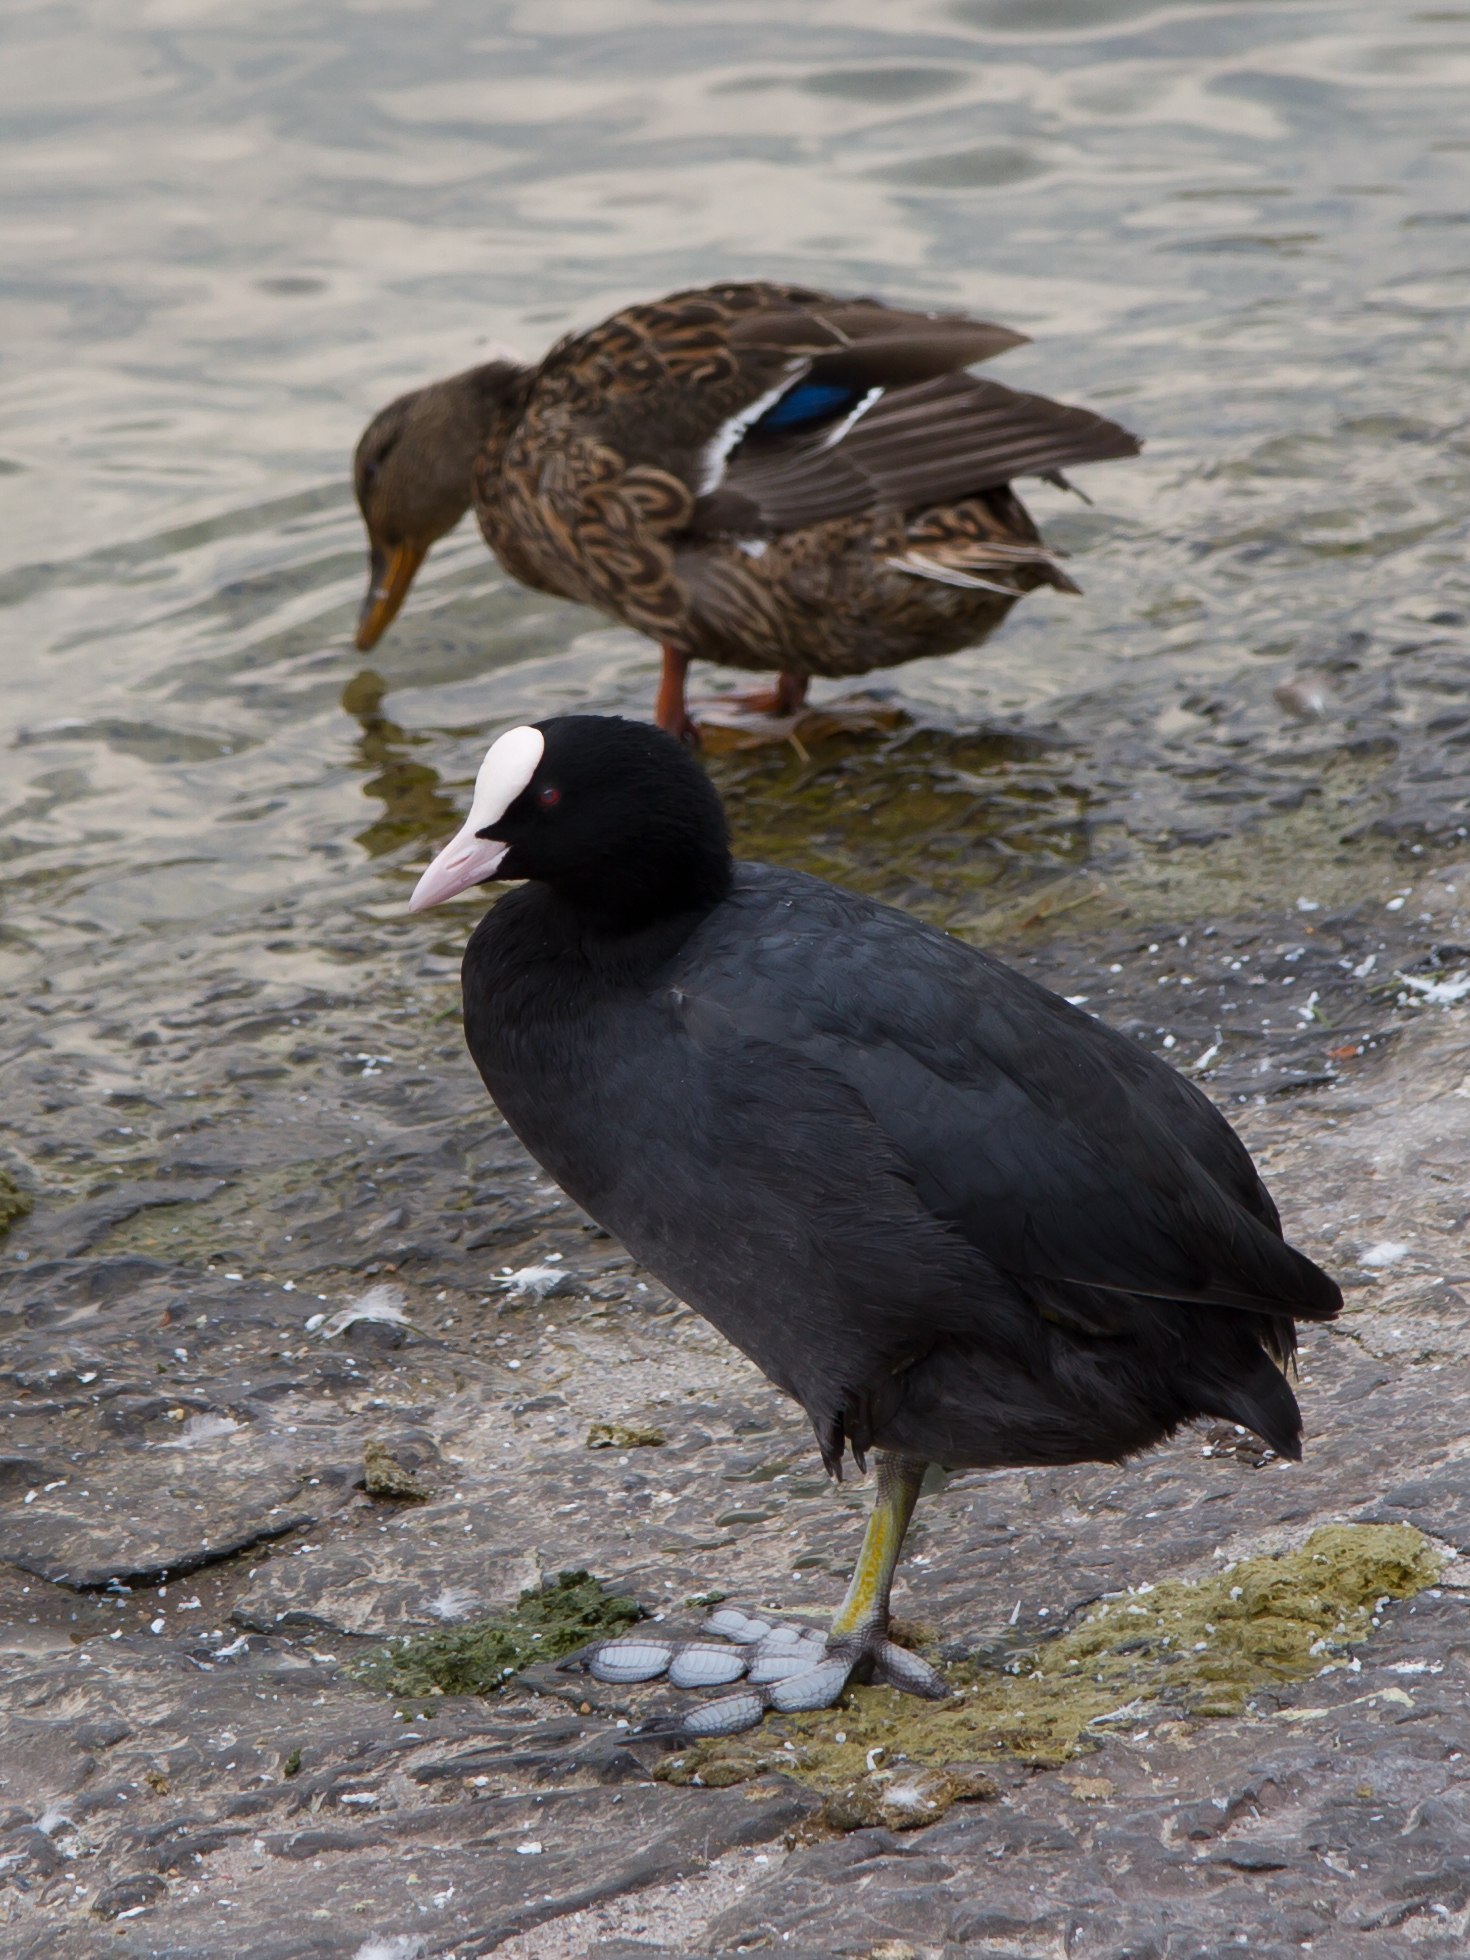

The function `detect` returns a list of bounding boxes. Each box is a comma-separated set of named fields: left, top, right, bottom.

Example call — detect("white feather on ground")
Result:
left=162, top=1412, right=241, bottom=1449
left=1398, top=970, right=1470, bottom=1007
left=316, top=1284, right=411, bottom=1339
left=351, top=1937, right=426, bottom=1960
left=497, top=1261, right=568, bottom=1298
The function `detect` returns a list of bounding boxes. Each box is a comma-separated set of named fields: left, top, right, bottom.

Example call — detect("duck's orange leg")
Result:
left=655, top=644, right=699, bottom=746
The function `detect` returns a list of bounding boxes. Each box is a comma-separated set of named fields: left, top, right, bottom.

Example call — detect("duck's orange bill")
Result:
left=355, top=539, right=429, bottom=651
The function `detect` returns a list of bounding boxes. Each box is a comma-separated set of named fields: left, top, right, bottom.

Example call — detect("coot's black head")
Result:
left=409, top=714, right=732, bottom=931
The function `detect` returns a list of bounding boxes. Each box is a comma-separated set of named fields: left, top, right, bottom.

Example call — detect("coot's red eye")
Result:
left=537, top=784, right=562, bottom=808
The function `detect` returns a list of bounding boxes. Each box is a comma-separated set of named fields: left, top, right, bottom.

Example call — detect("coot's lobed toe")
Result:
left=409, top=713, right=1341, bottom=1729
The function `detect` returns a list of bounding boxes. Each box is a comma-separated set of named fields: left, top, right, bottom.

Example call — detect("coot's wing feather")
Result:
left=538, top=995, right=1014, bottom=1471
left=694, top=374, right=1141, bottom=540
left=673, top=868, right=1340, bottom=1322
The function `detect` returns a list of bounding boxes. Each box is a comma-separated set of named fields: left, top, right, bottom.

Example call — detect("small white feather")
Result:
left=425, top=1587, right=480, bottom=1622
left=317, top=1284, right=409, bottom=1339
left=497, top=1262, right=565, bottom=1298
left=162, top=1412, right=241, bottom=1450
left=1360, top=1241, right=1410, bottom=1269
left=1398, top=970, right=1470, bottom=1006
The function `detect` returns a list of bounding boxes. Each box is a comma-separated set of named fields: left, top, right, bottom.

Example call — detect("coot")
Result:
left=410, top=716, right=1340, bottom=1734
left=353, top=281, right=1138, bottom=742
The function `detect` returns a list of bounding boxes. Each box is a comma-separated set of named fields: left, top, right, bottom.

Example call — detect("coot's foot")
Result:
left=561, top=1606, right=947, bottom=1737
left=559, top=1451, right=943, bottom=1736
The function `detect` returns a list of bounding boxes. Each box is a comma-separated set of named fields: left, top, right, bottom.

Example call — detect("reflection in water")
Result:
left=711, top=718, right=1089, bottom=921
left=0, top=0, right=1468, bottom=1001
left=341, top=670, right=460, bottom=860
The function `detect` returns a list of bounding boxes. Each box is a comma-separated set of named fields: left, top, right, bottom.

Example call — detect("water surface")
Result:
left=2, top=0, right=1469, bottom=1195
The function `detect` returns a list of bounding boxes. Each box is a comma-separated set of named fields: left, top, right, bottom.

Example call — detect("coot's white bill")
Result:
left=408, top=833, right=509, bottom=911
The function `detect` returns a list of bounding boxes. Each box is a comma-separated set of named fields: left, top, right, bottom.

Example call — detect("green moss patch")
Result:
left=0, top=1167, right=33, bottom=1240
left=355, top=1570, right=643, bottom=1698
left=586, top=1421, right=666, bottom=1450
left=362, top=1441, right=433, bottom=1503
left=659, top=1524, right=1440, bottom=1801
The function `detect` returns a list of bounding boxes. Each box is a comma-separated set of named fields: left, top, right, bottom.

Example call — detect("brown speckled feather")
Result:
left=468, top=281, right=1139, bottom=682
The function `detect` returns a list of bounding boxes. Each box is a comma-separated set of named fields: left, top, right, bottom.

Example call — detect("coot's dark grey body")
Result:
left=412, top=714, right=1339, bottom=1733
left=466, top=861, right=1333, bottom=1476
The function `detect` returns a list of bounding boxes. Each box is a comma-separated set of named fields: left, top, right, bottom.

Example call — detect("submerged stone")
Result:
left=0, top=1456, right=345, bottom=1590
left=231, top=1498, right=540, bottom=1636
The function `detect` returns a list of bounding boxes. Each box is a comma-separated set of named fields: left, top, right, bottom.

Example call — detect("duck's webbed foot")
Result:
left=714, top=672, right=810, bottom=719
left=558, top=1451, right=944, bottom=1737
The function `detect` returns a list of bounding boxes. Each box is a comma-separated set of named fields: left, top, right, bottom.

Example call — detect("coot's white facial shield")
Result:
left=408, top=724, right=544, bottom=911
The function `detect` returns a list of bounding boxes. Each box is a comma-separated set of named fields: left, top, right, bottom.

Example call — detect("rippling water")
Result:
left=2, top=0, right=1469, bottom=1143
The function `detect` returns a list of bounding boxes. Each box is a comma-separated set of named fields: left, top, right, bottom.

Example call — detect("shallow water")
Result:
left=2, top=0, right=1469, bottom=1188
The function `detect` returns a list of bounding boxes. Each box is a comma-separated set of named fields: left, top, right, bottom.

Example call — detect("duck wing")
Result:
left=542, top=283, right=1048, bottom=500
left=721, top=294, right=1030, bottom=386
left=692, top=372, right=1141, bottom=539
left=670, top=866, right=1340, bottom=1325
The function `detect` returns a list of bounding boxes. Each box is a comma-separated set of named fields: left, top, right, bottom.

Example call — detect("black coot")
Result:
left=410, top=715, right=1341, bottom=1735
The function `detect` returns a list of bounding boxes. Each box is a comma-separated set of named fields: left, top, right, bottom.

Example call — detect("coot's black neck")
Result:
left=538, top=837, right=735, bottom=942
left=464, top=862, right=733, bottom=1012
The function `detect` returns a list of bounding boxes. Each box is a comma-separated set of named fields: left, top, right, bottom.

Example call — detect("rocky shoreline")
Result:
left=4, top=844, right=1469, bottom=1957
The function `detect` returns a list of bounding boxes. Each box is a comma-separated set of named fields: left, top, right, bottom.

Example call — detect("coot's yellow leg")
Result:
left=829, top=1450, right=928, bottom=1643
left=564, top=1448, right=946, bottom=1734
left=817, top=1451, right=947, bottom=1700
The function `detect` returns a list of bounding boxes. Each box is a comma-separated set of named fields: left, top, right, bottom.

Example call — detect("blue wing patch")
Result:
left=752, top=380, right=865, bottom=435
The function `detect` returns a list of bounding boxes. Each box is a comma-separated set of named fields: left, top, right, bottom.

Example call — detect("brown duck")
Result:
left=353, top=281, right=1140, bottom=742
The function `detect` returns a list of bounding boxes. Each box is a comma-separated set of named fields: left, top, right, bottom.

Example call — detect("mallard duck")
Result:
left=353, top=282, right=1140, bottom=742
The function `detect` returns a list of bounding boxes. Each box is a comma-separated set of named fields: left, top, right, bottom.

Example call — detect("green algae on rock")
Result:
left=659, top=1524, right=1441, bottom=1801
left=586, top=1421, right=667, bottom=1450
left=355, top=1570, right=643, bottom=1698
left=815, top=1762, right=999, bottom=1833
left=710, top=711, right=1419, bottom=952
left=0, top=1167, right=33, bottom=1240
left=361, top=1440, right=434, bottom=1503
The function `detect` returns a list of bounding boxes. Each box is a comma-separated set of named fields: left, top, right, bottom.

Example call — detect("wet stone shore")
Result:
left=3, top=809, right=1470, bottom=1959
